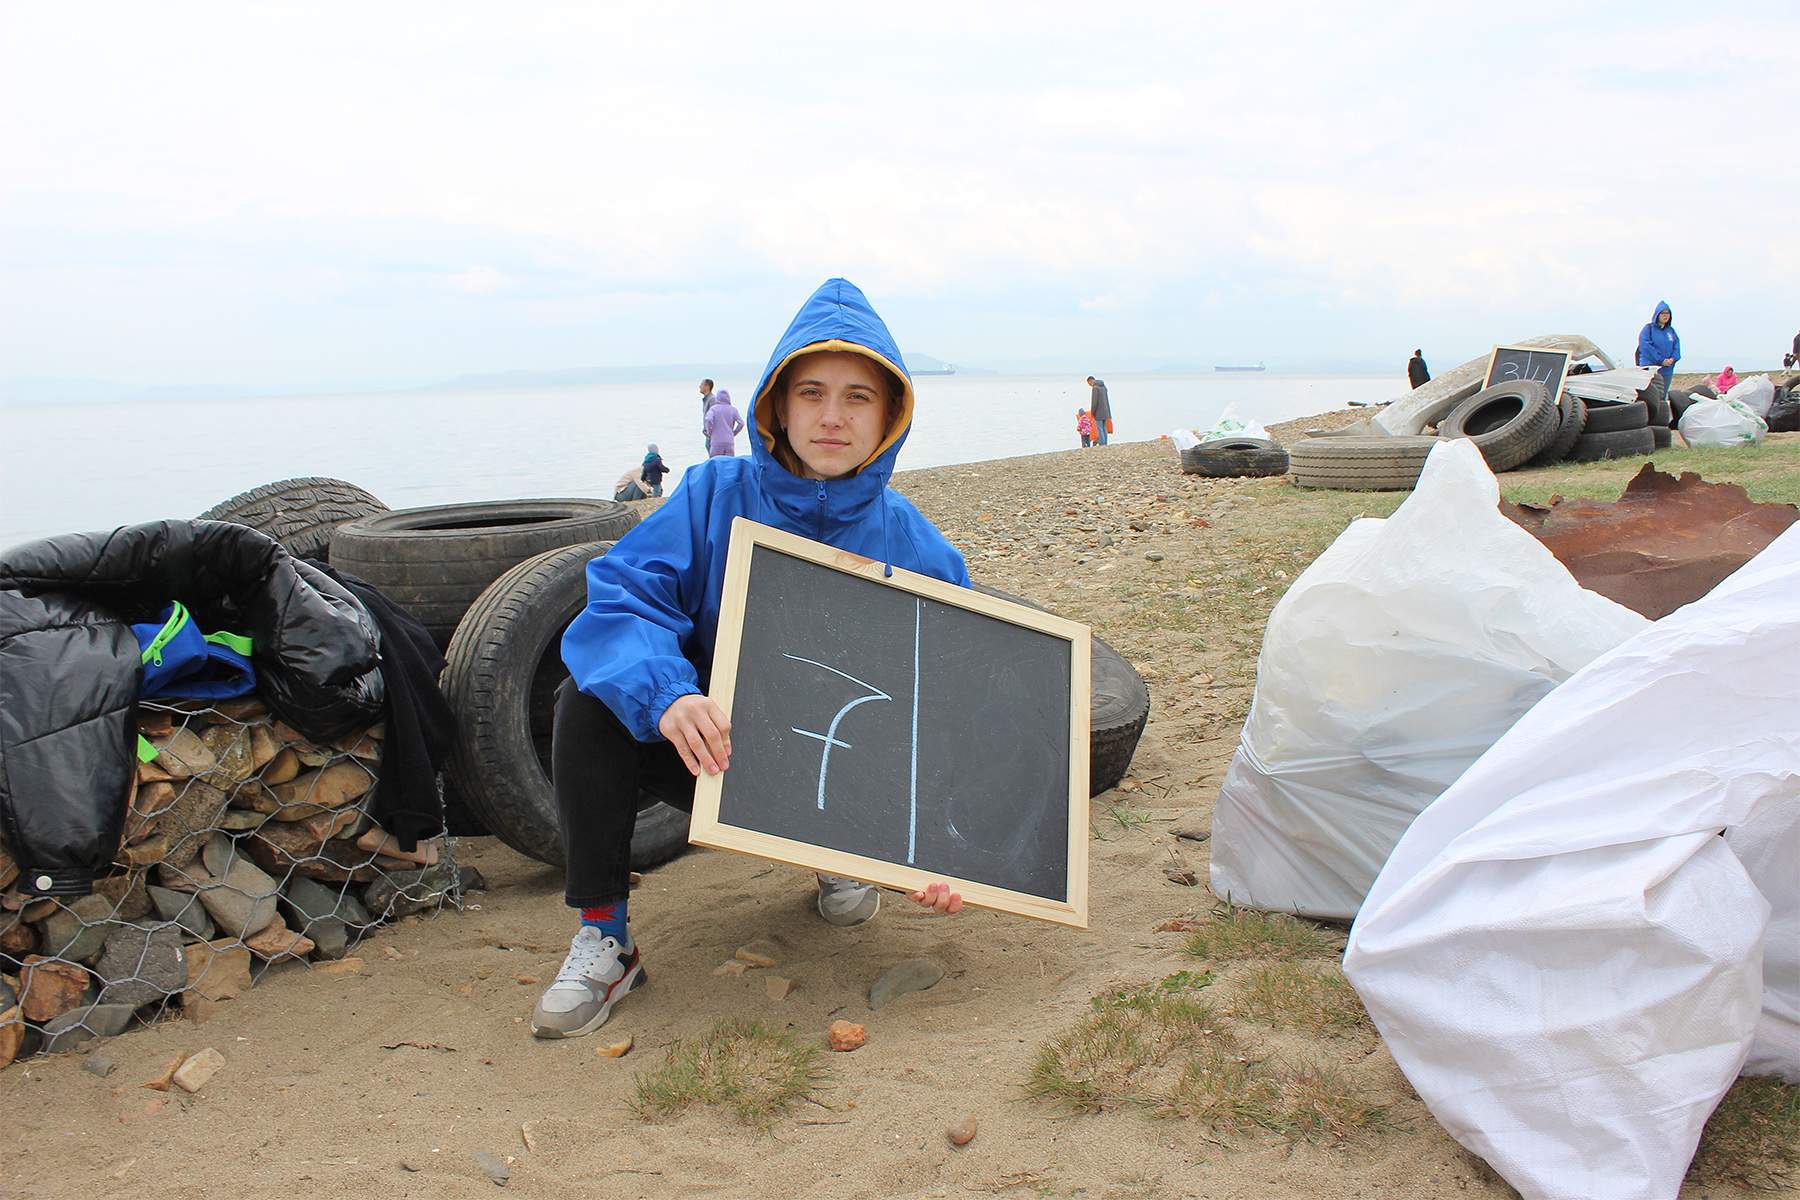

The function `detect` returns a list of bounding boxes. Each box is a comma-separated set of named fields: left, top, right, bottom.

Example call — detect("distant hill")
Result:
left=904, top=352, right=993, bottom=376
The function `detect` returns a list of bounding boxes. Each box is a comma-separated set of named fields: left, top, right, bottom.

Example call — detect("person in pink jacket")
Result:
left=702, top=388, right=745, bottom=457
left=1714, top=365, right=1740, bottom=395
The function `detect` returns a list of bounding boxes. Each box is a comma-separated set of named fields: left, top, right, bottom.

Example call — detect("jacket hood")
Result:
left=1653, top=300, right=1672, bottom=324
left=748, top=278, right=914, bottom=483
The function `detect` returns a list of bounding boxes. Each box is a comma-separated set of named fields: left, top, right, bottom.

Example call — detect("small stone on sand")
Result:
left=868, top=958, right=944, bottom=1010
left=734, top=940, right=779, bottom=968
left=947, top=1114, right=979, bottom=1146
left=595, top=1036, right=633, bottom=1058
left=828, top=1020, right=866, bottom=1051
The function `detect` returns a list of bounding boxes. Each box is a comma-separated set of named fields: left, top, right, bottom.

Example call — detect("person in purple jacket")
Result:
left=702, top=388, right=744, bottom=457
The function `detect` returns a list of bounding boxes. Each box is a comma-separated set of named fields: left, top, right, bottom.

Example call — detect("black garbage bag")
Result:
left=1767, top=387, right=1800, bottom=434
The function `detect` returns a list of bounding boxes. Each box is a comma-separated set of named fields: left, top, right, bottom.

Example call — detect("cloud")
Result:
left=449, top=265, right=509, bottom=295
left=1, top=1, right=1794, bottom=382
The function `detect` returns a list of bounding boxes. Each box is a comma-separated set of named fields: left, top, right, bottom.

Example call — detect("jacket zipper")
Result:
left=140, top=601, right=190, bottom=668
left=816, top=482, right=827, bottom=540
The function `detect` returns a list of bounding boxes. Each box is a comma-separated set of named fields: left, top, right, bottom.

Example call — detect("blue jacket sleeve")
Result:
left=561, top=476, right=710, bottom=741
left=1670, top=330, right=1681, bottom=366
left=1636, top=323, right=1655, bottom=367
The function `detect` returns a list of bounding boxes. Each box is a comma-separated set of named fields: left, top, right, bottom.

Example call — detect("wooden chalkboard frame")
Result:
left=690, top=517, right=1092, bottom=928
left=1483, top=344, right=1571, bottom=403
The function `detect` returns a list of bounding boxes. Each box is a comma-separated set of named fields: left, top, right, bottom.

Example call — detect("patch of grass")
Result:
left=1688, top=1074, right=1800, bottom=1192
left=1025, top=970, right=1391, bottom=1146
left=629, top=1018, right=825, bottom=1127
left=1152, top=1043, right=1280, bottom=1132
left=1026, top=974, right=1221, bottom=1113
left=1502, top=438, right=1800, bottom=508
left=1261, top=1059, right=1396, bottom=1142
left=1183, top=903, right=1339, bottom=963
left=1231, top=962, right=1369, bottom=1032
left=1094, top=802, right=1152, bottom=839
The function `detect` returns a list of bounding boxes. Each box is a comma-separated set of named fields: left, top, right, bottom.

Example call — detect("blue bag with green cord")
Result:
left=129, top=600, right=256, bottom=700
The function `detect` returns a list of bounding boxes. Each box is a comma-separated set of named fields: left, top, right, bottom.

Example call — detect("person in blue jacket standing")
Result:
left=1636, top=301, right=1680, bottom=389
left=532, top=279, right=973, bottom=1039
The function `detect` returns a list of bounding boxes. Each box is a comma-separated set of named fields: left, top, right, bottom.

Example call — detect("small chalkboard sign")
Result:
left=1484, top=345, right=1571, bottom=402
left=690, top=518, right=1091, bottom=928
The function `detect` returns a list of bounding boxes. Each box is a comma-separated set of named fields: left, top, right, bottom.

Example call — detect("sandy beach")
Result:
left=3, top=423, right=1794, bottom=1200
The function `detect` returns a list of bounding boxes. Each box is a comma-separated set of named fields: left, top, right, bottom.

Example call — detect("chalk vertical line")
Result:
left=908, top=598, right=921, bottom=863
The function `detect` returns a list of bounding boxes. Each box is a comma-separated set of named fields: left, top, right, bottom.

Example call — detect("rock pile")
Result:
left=0, top=697, right=475, bottom=1066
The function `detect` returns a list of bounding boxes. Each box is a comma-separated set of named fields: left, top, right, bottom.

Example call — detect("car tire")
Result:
left=971, top=585, right=1151, bottom=796
left=1524, top=386, right=1588, bottom=467
left=1568, top=426, right=1656, bottom=462
left=1436, top=381, right=1558, bottom=472
left=1582, top=400, right=1651, bottom=434
left=1409, top=381, right=1485, bottom=433
left=1288, top=435, right=1438, bottom=490
left=330, top=499, right=641, bottom=646
left=1180, top=442, right=1290, bottom=478
left=198, top=477, right=388, bottom=562
left=1651, top=426, right=1673, bottom=449
left=440, top=541, right=689, bottom=870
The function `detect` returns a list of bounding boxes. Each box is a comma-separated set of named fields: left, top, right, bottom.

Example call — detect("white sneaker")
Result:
left=530, top=925, right=645, bottom=1039
left=816, top=874, right=881, bottom=927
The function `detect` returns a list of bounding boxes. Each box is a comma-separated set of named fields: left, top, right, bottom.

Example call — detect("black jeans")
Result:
left=552, top=678, right=694, bottom=908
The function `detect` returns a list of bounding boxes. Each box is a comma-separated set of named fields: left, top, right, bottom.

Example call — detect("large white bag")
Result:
left=1208, top=440, right=1647, bottom=919
left=1680, top=396, right=1768, bottom=447
left=1344, top=524, right=1800, bottom=1200
left=1722, top=372, right=1775, bottom=418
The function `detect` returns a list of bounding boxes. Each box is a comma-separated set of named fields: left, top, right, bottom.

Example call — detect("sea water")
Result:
left=0, top=372, right=1393, bottom=549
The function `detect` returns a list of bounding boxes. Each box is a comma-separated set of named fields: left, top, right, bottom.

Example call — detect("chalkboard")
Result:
left=690, top=518, right=1091, bottom=927
left=1484, top=345, right=1571, bottom=403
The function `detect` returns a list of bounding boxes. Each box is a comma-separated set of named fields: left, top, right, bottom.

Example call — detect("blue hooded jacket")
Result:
left=562, top=278, right=972, bottom=741
left=1636, top=300, right=1680, bottom=383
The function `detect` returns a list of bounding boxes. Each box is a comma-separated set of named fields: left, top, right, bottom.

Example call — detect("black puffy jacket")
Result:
left=0, top=520, right=385, bottom=895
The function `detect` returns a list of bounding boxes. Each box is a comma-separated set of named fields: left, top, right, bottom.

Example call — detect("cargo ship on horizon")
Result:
left=1214, top=362, right=1266, bottom=372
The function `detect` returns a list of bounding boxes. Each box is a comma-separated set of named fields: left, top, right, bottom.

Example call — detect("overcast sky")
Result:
left=2, top=1, right=1794, bottom=394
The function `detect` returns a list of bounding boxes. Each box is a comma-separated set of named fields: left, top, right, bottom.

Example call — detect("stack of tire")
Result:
left=323, top=502, right=651, bottom=857
left=197, top=481, right=1155, bottom=873
left=1286, top=375, right=1678, bottom=492
left=1180, top=438, right=1290, bottom=478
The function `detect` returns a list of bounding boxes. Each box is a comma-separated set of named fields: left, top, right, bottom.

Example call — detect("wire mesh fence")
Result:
left=0, top=697, right=476, bottom=1065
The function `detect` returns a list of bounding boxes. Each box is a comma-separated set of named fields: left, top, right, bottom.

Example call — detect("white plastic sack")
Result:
left=1678, top=396, right=1767, bottom=447
left=1208, top=439, right=1648, bottom=919
left=1722, top=372, right=1775, bottom=418
left=1344, top=523, right=1800, bottom=1200
left=1198, top=405, right=1270, bottom=443
left=1169, top=427, right=1201, bottom=453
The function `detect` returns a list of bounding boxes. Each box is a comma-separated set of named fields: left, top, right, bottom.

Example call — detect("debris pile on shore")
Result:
left=0, top=698, right=477, bottom=1066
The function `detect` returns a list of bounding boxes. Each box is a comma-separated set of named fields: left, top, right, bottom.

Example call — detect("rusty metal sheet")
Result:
left=1501, top=465, right=1798, bottom=619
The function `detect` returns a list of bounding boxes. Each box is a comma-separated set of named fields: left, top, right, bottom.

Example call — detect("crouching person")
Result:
left=534, top=279, right=970, bottom=1038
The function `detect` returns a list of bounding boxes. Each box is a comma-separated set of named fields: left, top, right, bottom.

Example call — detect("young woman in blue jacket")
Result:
left=533, top=279, right=973, bottom=1039
left=1636, top=300, right=1681, bottom=389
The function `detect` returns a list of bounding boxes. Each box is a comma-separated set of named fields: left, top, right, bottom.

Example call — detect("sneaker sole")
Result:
left=530, top=962, right=646, bottom=1040
left=818, top=889, right=881, bottom=928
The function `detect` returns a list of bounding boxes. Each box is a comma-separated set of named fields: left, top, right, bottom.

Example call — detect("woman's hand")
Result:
left=908, top=881, right=964, bottom=915
left=659, top=694, right=732, bottom=776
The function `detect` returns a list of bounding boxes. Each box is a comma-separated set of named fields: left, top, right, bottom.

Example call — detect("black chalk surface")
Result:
left=691, top=519, right=1090, bottom=927
left=1485, top=345, right=1571, bottom=403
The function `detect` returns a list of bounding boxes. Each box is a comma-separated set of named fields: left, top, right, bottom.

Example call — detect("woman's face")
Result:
left=774, top=351, right=895, bottom=479
left=1659, top=310, right=1672, bottom=327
